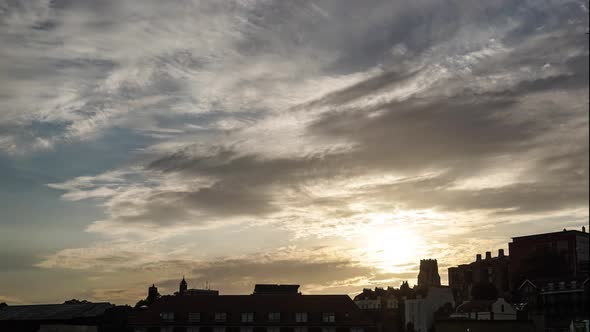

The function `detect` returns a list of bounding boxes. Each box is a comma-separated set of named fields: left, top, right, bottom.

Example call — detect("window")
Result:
left=322, top=312, right=335, bottom=323
left=294, top=328, right=308, bottom=332
left=351, top=328, right=364, bottom=332
left=213, top=327, right=226, bottom=332
left=215, top=312, right=228, bottom=322
left=295, top=312, right=308, bottom=323
left=500, top=304, right=505, bottom=312
left=189, top=312, right=201, bottom=323
left=160, top=312, right=174, bottom=321
left=268, top=312, right=281, bottom=321
left=187, top=328, right=200, bottom=332
left=242, top=312, right=254, bottom=322
left=322, top=328, right=336, bottom=332
left=267, top=327, right=280, bottom=332
left=241, top=327, right=254, bottom=332
left=161, top=327, right=174, bottom=332
left=386, top=299, right=398, bottom=309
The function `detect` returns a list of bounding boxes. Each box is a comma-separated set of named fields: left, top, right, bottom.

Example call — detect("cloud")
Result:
left=37, top=243, right=398, bottom=301
left=0, top=294, right=24, bottom=305
left=2, top=0, right=588, bottom=303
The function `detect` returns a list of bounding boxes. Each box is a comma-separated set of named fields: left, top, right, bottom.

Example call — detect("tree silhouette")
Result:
left=134, top=299, right=149, bottom=308
left=63, top=299, right=91, bottom=304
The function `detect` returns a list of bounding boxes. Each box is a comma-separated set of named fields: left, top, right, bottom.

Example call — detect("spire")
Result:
left=179, top=276, right=188, bottom=295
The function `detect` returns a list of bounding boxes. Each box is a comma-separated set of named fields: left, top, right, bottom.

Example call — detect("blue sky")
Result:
left=0, top=0, right=588, bottom=305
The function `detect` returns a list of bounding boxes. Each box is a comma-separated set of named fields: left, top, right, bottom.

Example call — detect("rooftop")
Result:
left=0, top=303, right=113, bottom=321
left=253, top=284, right=300, bottom=295
left=130, top=294, right=371, bottom=326
left=511, top=229, right=588, bottom=240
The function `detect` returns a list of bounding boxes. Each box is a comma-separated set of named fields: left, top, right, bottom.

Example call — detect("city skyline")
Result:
left=0, top=0, right=588, bottom=305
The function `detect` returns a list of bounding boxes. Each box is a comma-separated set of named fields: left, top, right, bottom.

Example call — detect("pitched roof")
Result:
left=130, top=294, right=372, bottom=326
left=456, top=300, right=494, bottom=313
left=518, top=279, right=538, bottom=290
left=0, top=303, right=113, bottom=321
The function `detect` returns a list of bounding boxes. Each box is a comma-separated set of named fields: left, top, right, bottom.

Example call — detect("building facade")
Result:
left=517, top=277, right=589, bottom=332
left=509, top=228, right=589, bottom=289
left=404, top=287, right=454, bottom=332
left=434, top=320, right=536, bottom=332
left=130, top=285, right=376, bottom=332
left=453, top=298, right=517, bottom=320
left=448, top=249, right=510, bottom=303
left=353, top=287, right=406, bottom=332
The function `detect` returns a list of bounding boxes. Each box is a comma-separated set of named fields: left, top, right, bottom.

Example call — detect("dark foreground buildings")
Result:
left=353, top=259, right=455, bottom=332
left=130, top=284, right=376, bottom=332
left=447, top=249, right=510, bottom=303
left=509, top=228, right=589, bottom=288
left=0, top=302, right=131, bottom=332
left=434, top=320, right=536, bottom=332
left=447, top=227, right=589, bottom=332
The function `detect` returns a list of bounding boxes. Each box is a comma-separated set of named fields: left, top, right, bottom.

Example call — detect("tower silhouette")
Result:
left=179, top=276, right=188, bottom=295
left=417, top=259, right=441, bottom=288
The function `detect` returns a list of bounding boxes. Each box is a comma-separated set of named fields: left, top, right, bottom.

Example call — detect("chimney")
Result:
left=485, top=251, right=492, bottom=260
left=476, top=254, right=482, bottom=262
left=583, top=226, right=586, bottom=233
left=498, top=249, right=505, bottom=258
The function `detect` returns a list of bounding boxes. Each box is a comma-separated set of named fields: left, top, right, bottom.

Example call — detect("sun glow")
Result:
left=365, top=227, right=421, bottom=273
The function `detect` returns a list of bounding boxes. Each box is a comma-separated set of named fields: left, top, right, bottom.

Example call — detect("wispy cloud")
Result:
left=1, top=0, right=588, bottom=303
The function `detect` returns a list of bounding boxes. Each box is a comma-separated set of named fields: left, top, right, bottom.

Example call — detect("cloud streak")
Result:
left=0, top=0, right=588, bottom=304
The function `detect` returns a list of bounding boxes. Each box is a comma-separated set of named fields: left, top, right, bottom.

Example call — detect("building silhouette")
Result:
left=353, top=286, right=407, bottom=332
left=354, top=259, right=454, bottom=332
left=147, top=284, right=160, bottom=305
left=253, top=284, right=301, bottom=295
left=452, top=298, right=516, bottom=320
left=130, top=284, right=376, bottom=332
left=446, top=227, right=590, bottom=331
left=179, top=277, right=188, bottom=295
left=517, top=277, right=589, bottom=331
left=0, top=302, right=130, bottom=332
left=417, top=259, right=441, bottom=288
left=174, top=277, right=220, bottom=296
left=508, top=228, right=589, bottom=289
left=404, top=286, right=454, bottom=332
left=447, top=249, right=510, bottom=303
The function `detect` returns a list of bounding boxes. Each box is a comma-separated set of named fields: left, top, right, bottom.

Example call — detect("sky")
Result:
left=0, top=0, right=588, bottom=305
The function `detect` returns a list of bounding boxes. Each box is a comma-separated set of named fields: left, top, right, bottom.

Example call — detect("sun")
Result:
left=366, top=227, right=421, bottom=273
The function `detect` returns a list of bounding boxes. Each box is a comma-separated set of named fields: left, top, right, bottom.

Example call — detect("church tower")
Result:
left=179, top=276, right=188, bottom=295
left=417, top=259, right=441, bottom=288
left=147, top=284, right=159, bottom=304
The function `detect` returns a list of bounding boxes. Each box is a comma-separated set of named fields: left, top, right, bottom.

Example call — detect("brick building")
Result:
left=508, top=228, right=589, bottom=289
left=130, top=284, right=376, bottom=332
left=447, top=249, right=510, bottom=303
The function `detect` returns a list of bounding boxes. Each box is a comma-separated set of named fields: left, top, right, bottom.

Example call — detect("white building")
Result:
left=570, top=320, right=590, bottom=332
left=404, top=287, right=455, bottom=332
left=453, top=298, right=517, bottom=320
